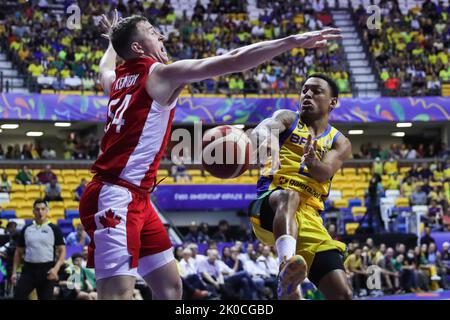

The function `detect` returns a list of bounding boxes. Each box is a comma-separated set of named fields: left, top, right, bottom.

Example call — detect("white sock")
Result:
left=275, top=234, right=296, bottom=265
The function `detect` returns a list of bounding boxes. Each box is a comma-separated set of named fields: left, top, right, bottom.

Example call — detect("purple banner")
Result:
left=1, top=93, right=449, bottom=123
left=152, top=184, right=257, bottom=211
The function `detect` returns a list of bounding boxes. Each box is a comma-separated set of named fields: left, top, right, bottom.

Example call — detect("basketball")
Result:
left=202, top=125, right=252, bottom=179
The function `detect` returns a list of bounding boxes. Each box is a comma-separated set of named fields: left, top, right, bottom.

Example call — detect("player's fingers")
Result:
left=113, top=9, right=119, bottom=25
left=321, top=28, right=342, bottom=34
left=322, top=34, right=343, bottom=41
left=314, top=40, right=328, bottom=48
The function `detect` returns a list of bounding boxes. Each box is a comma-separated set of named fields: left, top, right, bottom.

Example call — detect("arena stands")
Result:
left=0, top=0, right=350, bottom=96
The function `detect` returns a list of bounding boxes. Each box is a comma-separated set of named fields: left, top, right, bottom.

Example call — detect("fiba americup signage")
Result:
left=152, top=185, right=257, bottom=211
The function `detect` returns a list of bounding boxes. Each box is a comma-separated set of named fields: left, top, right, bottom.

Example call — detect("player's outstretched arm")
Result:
left=249, top=109, right=297, bottom=167
left=98, top=10, right=121, bottom=93
left=302, top=133, right=352, bottom=183
left=148, top=28, right=342, bottom=105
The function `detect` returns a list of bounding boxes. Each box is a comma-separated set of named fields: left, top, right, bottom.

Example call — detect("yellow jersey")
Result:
left=257, top=113, right=342, bottom=211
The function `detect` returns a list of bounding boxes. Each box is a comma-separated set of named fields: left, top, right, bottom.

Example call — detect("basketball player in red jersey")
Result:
left=79, top=10, right=343, bottom=299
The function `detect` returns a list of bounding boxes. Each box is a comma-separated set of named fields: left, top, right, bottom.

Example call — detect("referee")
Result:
left=11, top=199, right=66, bottom=300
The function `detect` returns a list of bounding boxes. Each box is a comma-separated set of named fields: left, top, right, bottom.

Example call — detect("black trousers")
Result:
left=14, top=262, right=56, bottom=300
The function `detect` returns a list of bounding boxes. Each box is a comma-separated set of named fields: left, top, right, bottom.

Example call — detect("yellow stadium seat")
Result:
left=50, top=201, right=65, bottom=208
left=157, top=169, right=168, bottom=177
left=333, top=199, right=349, bottom=209
left=0, top=219, right=9, bottom=228
left=62, top=169, right=76, bottom=176
left=159, top=178, right=175, bottom=185
left=62, top=175, right=79, bottom=184
left=4, top=169, right=17, bottom=176
left=186, top=169, right=201, bottom=176
left=340, top=183, right=354, bottom=190
left=15, top=209, right=34, bottom=219
left=342, top=189, right=356, bottom=198
left=26, top=191, right=42, bottom=201
left=351, top=206, right=367, bottom=218
left=61, top=191, right=73, bottom=200
left=64, top=201, right=80, bottom=211
left=25, top=185, right=41, bottom=192
left=395, top=197, right=410, bottom=207
left=419, top=222, right=425, bottom=233
left=10, top=184, right=25, bottom=192
left=61, top=184, right=73, bottom=192
left=237, top=176, right=258, bottom=184
left=10, top=192, right=26, bottom=201
left=49, top=208, right=65, bottom=219
left=357, top=167, right=371, bottom=174
left=343, top=168, right=356, bottom=175
left=400, top=167, right=410, bottom=174
left=72, top=218, right=81, bottom=229
left=191, top=176, right=207, bottom=184
left=75, top=169, right=90, bottom=176
left=345, top=222, right=360, bottom=235
left=1, top=202, right=15, bottom=210
left=354, top=182, right=369, bottom=190
left=48, top=217, right=58, bottom=225
left=430, top=182, right=443, bottom=188
left=356, top=189, right=366, bottom=197
left=205, top=177, right=223, bottom=184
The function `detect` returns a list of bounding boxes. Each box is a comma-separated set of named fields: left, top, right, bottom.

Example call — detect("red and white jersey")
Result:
left=92, top=57, right=176, bottom=190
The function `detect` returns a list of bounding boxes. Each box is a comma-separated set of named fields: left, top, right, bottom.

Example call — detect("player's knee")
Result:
left=335, top=287, right=353, bottom=300
left=169, top=277, right=183, bottom=299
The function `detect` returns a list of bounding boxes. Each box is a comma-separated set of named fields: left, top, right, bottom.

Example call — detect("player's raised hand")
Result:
left=301, top=134, right=318, bottom=165
left=293, top=28, right=343, bottom=49
left=100, top=9, right=122, bottom=40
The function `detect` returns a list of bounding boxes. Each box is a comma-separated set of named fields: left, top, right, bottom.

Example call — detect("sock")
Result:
left=275, top=234, right=296, bottom=265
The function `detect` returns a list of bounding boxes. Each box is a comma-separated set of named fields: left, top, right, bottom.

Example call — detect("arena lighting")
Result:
left=391, top=132, right=406, bottom=137
left=348, top=130, right=364, bottom=135
left=26, top=131, right=44, bottom=137
left=54, top=122, right=72, bottom=127
left=0, top=124, right=19, bottom=129
left=396, top=122, right=412, bottom=128
left=233, top=124, right=245, bottom=129
left=0, top=129, right=2, bottom=133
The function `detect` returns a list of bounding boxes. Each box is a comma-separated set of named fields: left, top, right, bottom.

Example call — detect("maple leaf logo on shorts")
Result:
left=99, top=209, right=121, bottom=233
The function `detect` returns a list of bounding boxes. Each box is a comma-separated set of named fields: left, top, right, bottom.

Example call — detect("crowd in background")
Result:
left=0, top=133, right=100, bottom=161
left=357, top=142, right=450, bottom=160
left=355, top=0, right=450, bottom=96
left=1, top=0, right=350, bottom=95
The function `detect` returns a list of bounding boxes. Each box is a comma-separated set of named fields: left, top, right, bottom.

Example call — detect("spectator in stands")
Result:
left=21, top=144, right=32, bottom=160
left=15, top=165, right=34, bottom=185
left=75, top=178, right=87, bottom=201
left=57, top=253, right=97, bottom=300
left=238, top=243, right=254, bottom=264
left=441, top=242, right=450, bottom=272
left=243, top=250, right=275, bottom=299
left=65, top=223, right=90, bottom=246
left=64, top=71, right=82, bottom=90
left=383, top=157, right=398, bottom=175
left=410, top=185, right=428, bottom=206
left=36, top=165, right=57, bottom=185
left=187, top=243, right=207, bottom=265
left=401, top=177, right=414, bottom=198
left=344, top=247, right=367, bottom=297
left=419, top=163, right=433, bottom=180
left=372, top=157, right=383, bottom=176
left=0, top=221, right=18, bottom=296
left=212, top=220, right=234, bottom=242
left=220, top=246, right=261, bottom=300
left=41, top=145, right=56, bottom=160
left=0, top=173, right=12, bottom=193
left=428, top=243, right=448, bottom=289
left=44, top=179, right=63, bottom=202
left=185, top=221, right=209, bottom=243
left=257, top=245, right=278, bottom=278
left=365, top=176, right=384, bottom=232
left=421, top=178, right=433, bottom=196
left=197, top=248, right=227, bottom=298
left=420, top=226, right=436, bottom=246
left=387, top=173, right=401, bottom=190
left=178, top=247, right=210, bottom=299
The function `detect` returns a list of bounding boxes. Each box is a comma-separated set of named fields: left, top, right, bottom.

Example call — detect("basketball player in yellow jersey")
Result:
left=249, top=74, right=353, bottom=300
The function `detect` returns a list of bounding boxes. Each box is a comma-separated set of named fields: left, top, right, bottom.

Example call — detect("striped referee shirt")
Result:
left=17, top=221, right=65, bottom=263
